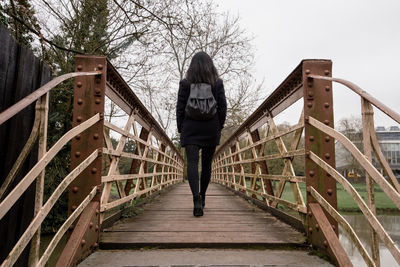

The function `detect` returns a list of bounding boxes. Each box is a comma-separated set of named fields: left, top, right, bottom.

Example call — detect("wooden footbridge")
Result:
left=1, top=48, right=400, bottom=266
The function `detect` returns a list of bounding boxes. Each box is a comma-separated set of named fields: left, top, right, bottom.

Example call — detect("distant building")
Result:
left=374, top=126, right=400, bottom=177
left=336, top=126, right=400, bottom=180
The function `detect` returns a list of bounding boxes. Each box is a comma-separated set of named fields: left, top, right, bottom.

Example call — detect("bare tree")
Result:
left=115, top=0, right=265, bottom=136
left=21, top=0, right=264, bottom=137
left=336, top=116, right=364, bottom=176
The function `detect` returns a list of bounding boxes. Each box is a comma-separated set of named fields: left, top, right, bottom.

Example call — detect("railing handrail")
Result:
left=309, top=75, right=400, bottom=124
left=0, top=113, right=101, bottom=220
left=214, top=61, right=304, bottom=156
left=308, top=150, right=400, bottom=264
left=105, top=59, right=183, bottom=161
left=308, top=116, right=400, bottom=209
left=0, top=150, right=99, bottom=267
left=0, top=71, right=101, bottom=125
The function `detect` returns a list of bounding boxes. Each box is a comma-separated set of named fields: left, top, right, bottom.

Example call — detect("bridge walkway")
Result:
left=80, top=183, right=332, bottom=266
left=100, top=183, right=305, bottom=248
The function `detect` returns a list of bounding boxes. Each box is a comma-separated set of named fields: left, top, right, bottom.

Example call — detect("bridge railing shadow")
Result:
left=211, top=59, right=400, bottom=267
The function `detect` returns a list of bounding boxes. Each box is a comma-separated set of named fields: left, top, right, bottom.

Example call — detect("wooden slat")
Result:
left=101, top=183, right=306, bottom=248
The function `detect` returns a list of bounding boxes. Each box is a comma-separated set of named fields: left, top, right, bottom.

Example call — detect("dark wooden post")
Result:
left=57, top=55, right=106, bottom=266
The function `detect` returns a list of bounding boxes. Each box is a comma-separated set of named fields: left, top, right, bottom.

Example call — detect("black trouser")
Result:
left=185, top=145, right=216, bottom=197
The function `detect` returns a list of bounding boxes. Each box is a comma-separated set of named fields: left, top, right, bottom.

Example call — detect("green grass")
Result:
left=245, top=179, right=398, bottom=212
left=279, top=182, right=397, bottom=212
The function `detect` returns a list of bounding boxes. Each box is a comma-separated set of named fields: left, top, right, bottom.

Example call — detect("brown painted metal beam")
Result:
left=56, top=202, right=100, bottom=267
left=308, top=203, right=352, bottom=267
left=303, top=60, right=338, bottom=235
left=61, top=55, right=106, bottom=265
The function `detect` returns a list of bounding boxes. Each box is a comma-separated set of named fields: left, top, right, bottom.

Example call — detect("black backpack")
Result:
left=185, top=83, right=217, bottom=120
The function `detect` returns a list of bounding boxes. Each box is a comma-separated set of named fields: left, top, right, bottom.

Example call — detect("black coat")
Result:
left=176, top=78, right=227, bottom=147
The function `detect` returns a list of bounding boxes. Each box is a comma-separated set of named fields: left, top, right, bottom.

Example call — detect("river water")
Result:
left=339, top=214, right=400, bottom=267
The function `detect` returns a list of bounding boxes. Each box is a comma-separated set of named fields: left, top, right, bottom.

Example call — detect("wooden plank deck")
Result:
left=100, top=182, right=307, bottom=249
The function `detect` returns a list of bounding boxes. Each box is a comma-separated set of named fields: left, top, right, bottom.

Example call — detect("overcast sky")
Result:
left=217, top=0, right=400, bottom=127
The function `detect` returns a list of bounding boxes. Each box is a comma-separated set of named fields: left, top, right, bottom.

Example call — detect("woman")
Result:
left=176, top=51, right=227, bottom=217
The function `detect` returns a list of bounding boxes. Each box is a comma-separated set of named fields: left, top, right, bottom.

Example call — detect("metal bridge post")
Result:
left=303, top=60, right=346, bottom=264
left=57, top=55, right=106, bottom=266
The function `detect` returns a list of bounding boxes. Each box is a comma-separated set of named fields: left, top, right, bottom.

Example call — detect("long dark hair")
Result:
left=186, top=51, right=219, bottom=87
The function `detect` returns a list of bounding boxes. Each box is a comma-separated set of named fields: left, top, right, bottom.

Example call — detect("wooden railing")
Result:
left=0, top=55, right=184, bottom=266
left=211, top=60, right=400, bottom=266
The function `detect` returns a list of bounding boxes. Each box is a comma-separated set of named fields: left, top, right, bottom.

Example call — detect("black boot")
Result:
left=193, top=194, right=203, bottom=217
left=200, top=192, right=205, bottom=208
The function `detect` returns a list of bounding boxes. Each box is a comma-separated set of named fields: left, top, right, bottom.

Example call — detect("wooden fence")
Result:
left=0, top=25, right=51, bottom=267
